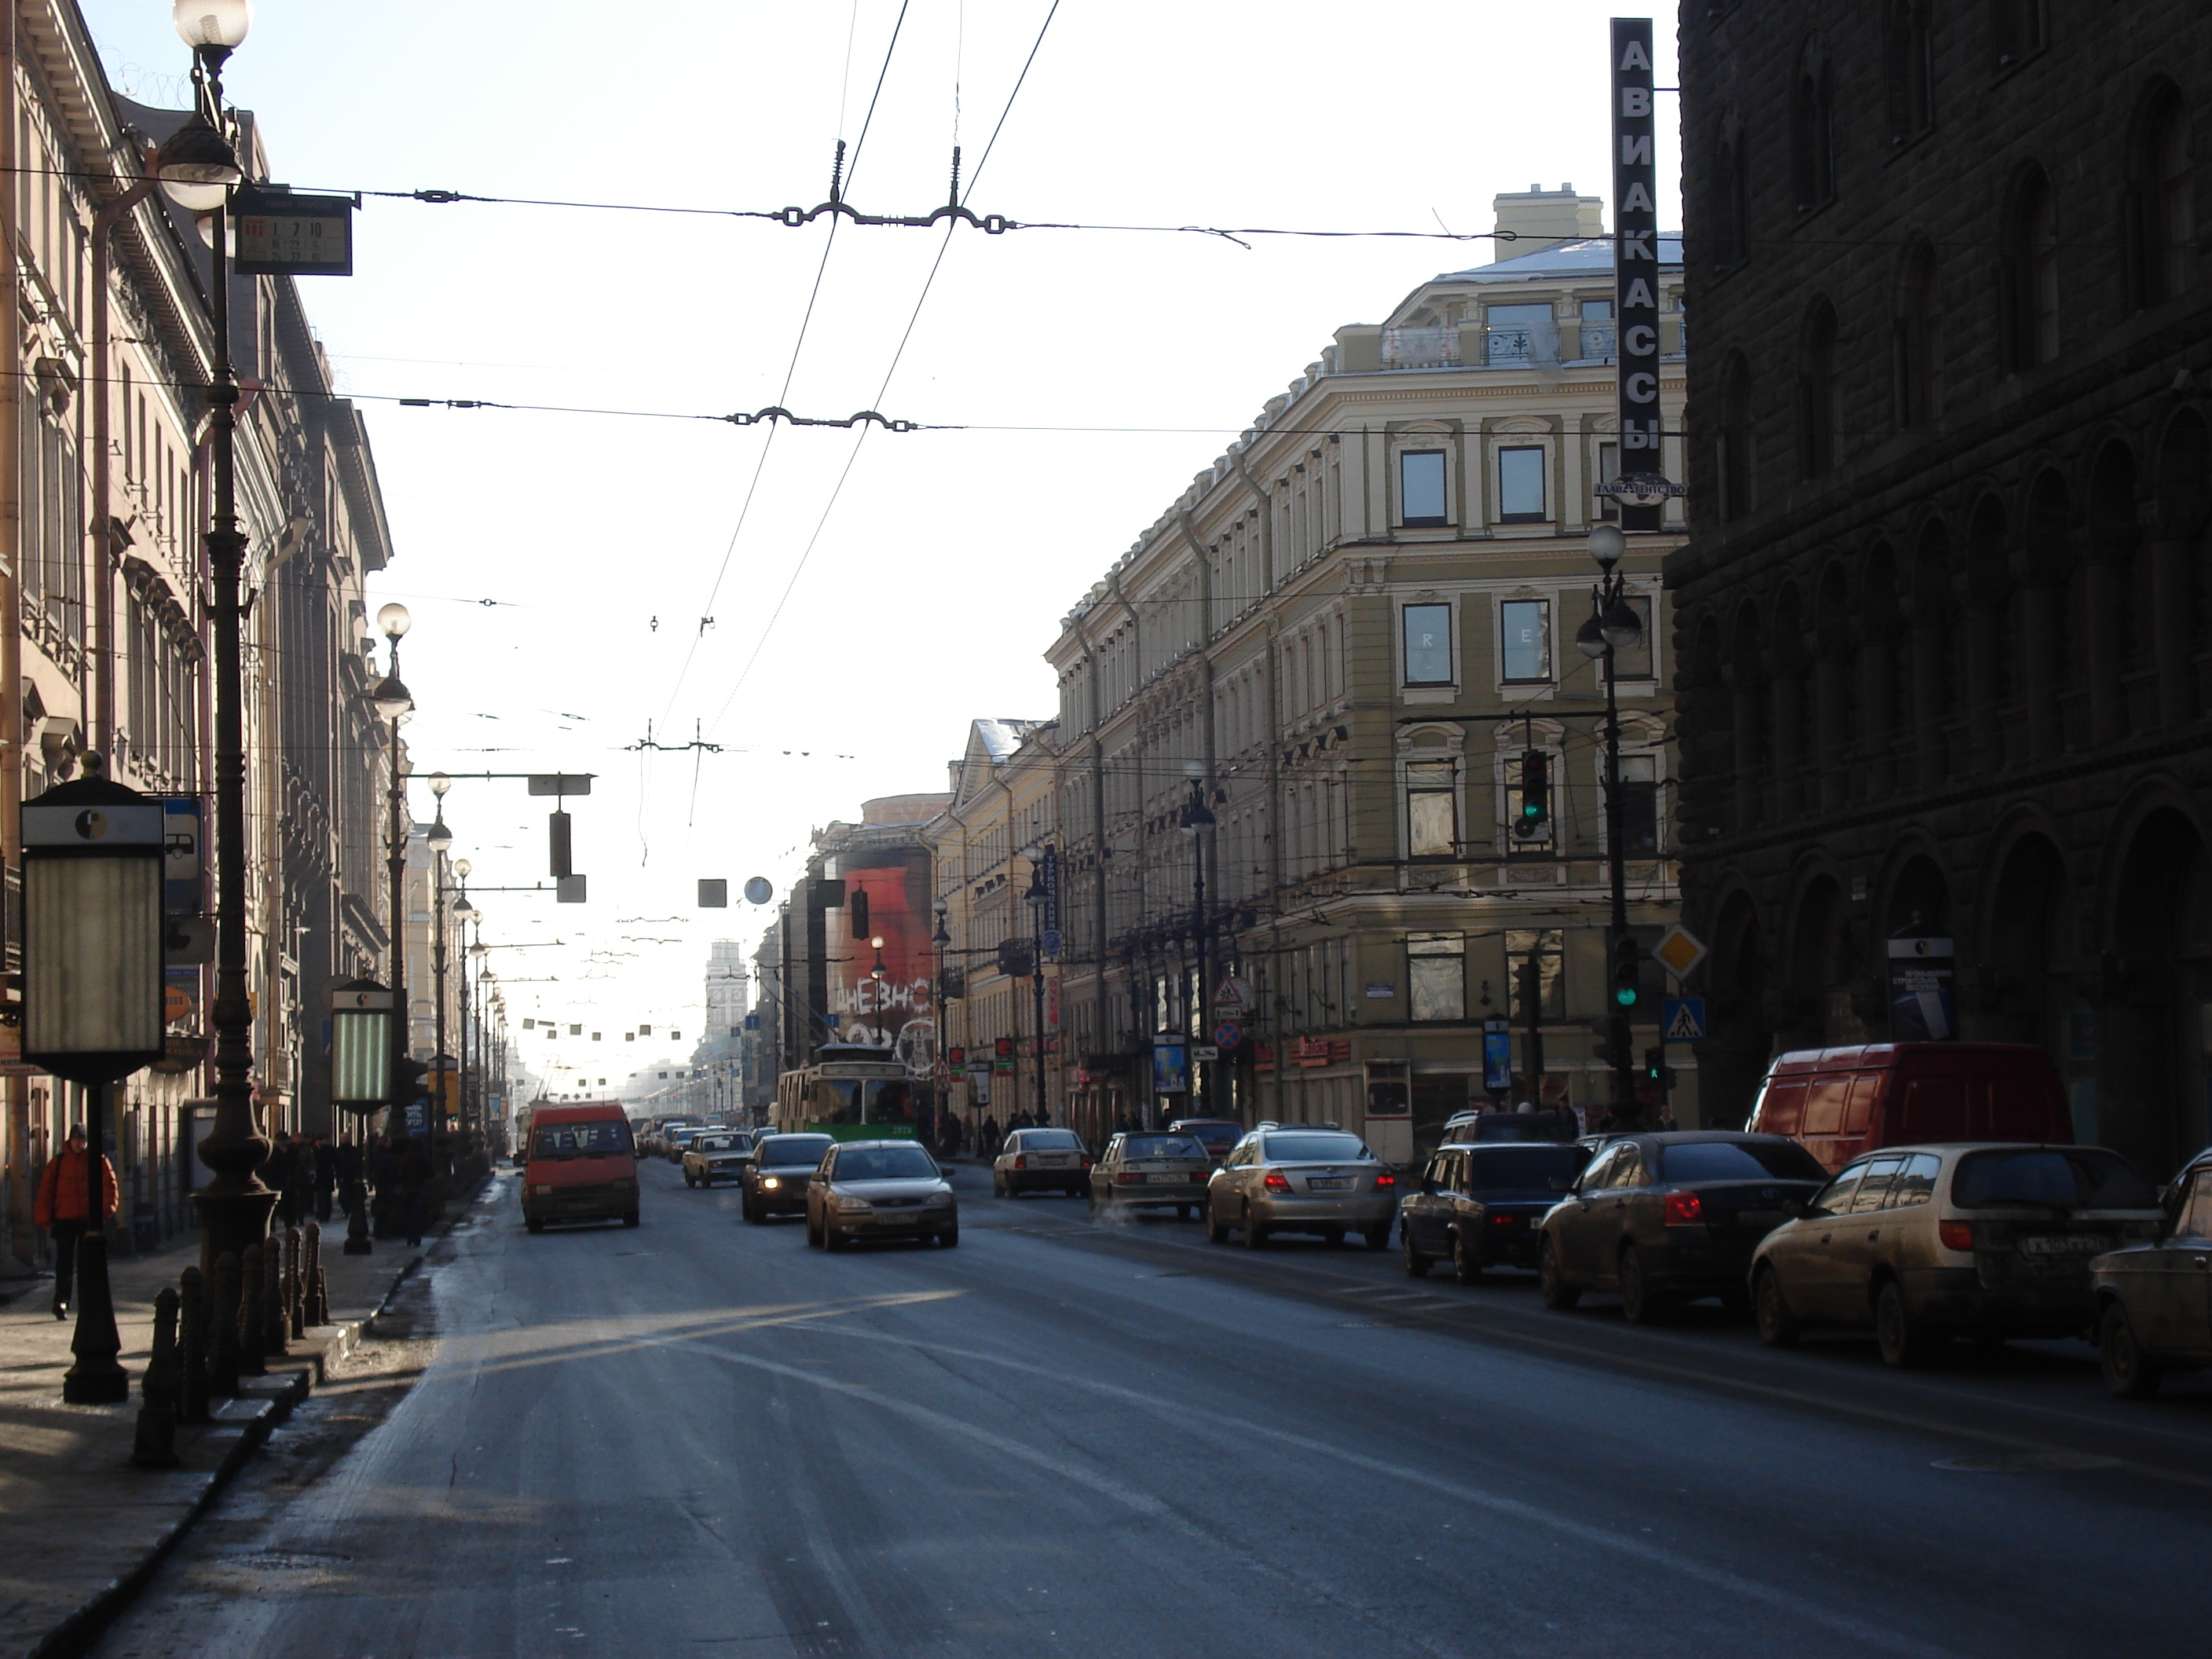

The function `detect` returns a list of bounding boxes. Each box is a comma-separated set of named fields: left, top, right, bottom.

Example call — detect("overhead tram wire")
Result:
left=650, top=0, right=915, bottom=733
left=694, top=0, right=1064, bottom=765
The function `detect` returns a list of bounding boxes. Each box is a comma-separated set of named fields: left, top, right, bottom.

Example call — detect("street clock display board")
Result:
left=233, top=186, right=357, bottom=276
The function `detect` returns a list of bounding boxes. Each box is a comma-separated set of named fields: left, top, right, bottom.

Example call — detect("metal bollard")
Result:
left=342, top=1177, right=372, bottom=1255
left=208, top=1252, right=242, bottom=1398
left=262, top=1228, right=290, bottom=1360
left=286, top=1225, right=305, bottom=1341
left=177, top=1265, right=209, bottom=1424
left=303, top=1221, right=326, bottom=1325
left=238, top=1243, right=268, bottom=1376
left=131, top=1287, right=181, bottom=1468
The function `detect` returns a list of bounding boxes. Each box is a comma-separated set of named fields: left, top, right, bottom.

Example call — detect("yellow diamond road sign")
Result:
left=1652, top=924, right=1708, bottom=981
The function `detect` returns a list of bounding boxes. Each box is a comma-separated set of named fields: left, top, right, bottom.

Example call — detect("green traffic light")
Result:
left=1615, top=986, right=1639, bottom=1006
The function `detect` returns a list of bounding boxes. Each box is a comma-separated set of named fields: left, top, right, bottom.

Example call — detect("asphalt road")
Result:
left=91, top=1155, right=2210, bottom=1659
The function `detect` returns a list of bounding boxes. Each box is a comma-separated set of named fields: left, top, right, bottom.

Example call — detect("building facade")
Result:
left=1674, top=5, right=2212, bottom=1181
left=1036, top=192, right=1691, bottom=1156
left=2, top=5, right=400, bottom=1269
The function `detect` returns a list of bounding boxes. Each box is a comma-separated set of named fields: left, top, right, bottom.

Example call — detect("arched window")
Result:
left=1792, top=60, right=1836, bottom=211
left=1719, top=354, right=1755, bottom=521
left=1893, top=240, right=1938, bottom=427
left=2001, top=167, right=2060, bottom=370
left=1798, top=301, right=1840, bottom=479
left=2130, top=90, right=2195, bottom=309
left=1712, top=133, right=1749, bottom=269
left=1991, top=0, right=2048, bottom=69
left=1887, top=2, right=1933, bottom=145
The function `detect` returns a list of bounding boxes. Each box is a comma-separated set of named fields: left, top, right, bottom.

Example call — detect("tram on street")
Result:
left=774, top=1043, right=921, bottom=1141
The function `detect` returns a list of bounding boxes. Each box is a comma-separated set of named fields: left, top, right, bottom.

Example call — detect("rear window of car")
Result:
left=1657, top=1140, right=1827, bottom=1183
left=1952, top=1148, right=2158, bottom=1210
left=533, top=1120, right=630, bottom=1158
left=1262, top=1133, right=1370, bottom=1163
left=835, top=1146, right=941, bottom=1181
left=760, top=1135, right=833, bottom=1166
left=1176, top=1123, right=1241, bottom=1151
left=692, top=1135, right=738, bottom=1152
left=1463, top=1145, right=1586, bottom=1189
left=1021, top=1130, right=1084, bottom=1151
left=1122, top=1134, right=1204, bottom=1159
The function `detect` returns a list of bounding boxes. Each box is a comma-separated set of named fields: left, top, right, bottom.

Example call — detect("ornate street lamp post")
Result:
left=425, top=778, right=454, bottom=1170
left=368, top=605, right=413, bottom=1154
left=1576, top=523, right=1648, bottom=1127
left=328, top=976, right=391, bottom=1254
left=157, top=0, right=271, bottom=1274
left=1177, top=765, right=1216, bottom=1119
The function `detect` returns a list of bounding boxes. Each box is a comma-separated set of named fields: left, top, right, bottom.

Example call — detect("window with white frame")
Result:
left=1404, top=761, right=1457, bottom=859
left=1399, top=449, right=1448, bottom=527
left=1499, top=599, right=1552, bottom=684
left=1401, top=602, right=1453, bottom=686
left=1497, top=445, right=1547, bottom=522
left=1408, top=933, right=1467, bottom=1021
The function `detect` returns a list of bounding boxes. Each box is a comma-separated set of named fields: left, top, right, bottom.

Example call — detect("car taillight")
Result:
left=1263, top=1171, right=1291, bottom=1192
left=1014, top=1155, right=1027, bottom=1169
left=1116, top=1172, right=1145, bottom=1185
left=1939, top=1220, right=1975, bottom=1252
left=1489, top=1212, right=1515, bottom=1227
left=1373, top=1172, right=1397, bottom=1188
left=1081, top=1159, right=1093, bottom=1168
left=1662, top=1190, right=1704, bottom=1226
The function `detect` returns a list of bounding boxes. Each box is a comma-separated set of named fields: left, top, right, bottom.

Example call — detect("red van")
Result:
left=1745, top=1043, right=2073, bottom=1174
left=522, top=1101, right=639, bottom=1232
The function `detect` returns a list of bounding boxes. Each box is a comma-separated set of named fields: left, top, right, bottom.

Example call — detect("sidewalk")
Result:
left=0, top=1183, right=483, bottom=1659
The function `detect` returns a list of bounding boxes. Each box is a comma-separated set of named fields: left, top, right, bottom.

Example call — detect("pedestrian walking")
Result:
left=270, top=1131, right=299, bottom=1227
left=981, top=1114, right=1000, bottom=1152
left=32, top=1125, right=118, bottom=1320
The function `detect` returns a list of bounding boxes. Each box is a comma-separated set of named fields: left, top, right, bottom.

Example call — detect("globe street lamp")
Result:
left=1178, top=763, right=1217, bottom=1119
left=426, top=779, right=453, bottom=1169
left=1577, top=523, right=1646, bottom=1126
left=157, top=0, right=273, bottom=1277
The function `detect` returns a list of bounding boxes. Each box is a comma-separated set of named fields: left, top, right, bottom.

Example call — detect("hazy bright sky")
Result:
left=82, top=2, right=1680, bottom=1095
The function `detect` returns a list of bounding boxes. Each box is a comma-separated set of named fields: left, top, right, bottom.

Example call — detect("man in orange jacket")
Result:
left=32, top=1125, right=119, bottom=1320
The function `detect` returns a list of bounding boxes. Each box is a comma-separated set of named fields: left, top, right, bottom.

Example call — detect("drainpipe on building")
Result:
left=0, top=7, right=24, bottom=1274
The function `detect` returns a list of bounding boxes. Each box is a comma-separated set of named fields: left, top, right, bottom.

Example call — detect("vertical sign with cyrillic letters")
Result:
left=1611, top=16, right=1662, bottom=533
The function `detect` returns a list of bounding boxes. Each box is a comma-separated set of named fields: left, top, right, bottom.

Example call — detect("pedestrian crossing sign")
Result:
left=1663, top=998, right=1707, bottom=1042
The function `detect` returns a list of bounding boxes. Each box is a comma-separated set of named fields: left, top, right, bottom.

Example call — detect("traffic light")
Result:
left=1644, top=1046, right=1663, bottom=1082
left=1612, top=934, right=1642, bottom=1009
left=1514, top=750, right=1549, bottom=839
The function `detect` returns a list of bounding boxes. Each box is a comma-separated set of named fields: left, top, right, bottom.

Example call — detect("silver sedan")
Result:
left=1206, top=1127, right=1399, bottom=1250
left=1090, top=1131, right=1212, bottom=1218
left=804, top=1140, right=960, bottom=1251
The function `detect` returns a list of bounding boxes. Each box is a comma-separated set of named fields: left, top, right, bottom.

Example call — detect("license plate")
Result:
left=1147, top=1171, right=1186, bottom=1184
left=2019, top=1234, right=2111, bottom=1255
left=1307, top=1177, right=1353, bottom=1192
left=1036, top=1155, right=1071, bottom=1166
left=1734, top=1210, right=1785, bottom=1229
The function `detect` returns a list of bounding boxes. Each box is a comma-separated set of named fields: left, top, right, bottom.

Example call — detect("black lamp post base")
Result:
left=192, top=1185, right=279, bottom=1290
left=60, top=1232, right=130, bottom=1405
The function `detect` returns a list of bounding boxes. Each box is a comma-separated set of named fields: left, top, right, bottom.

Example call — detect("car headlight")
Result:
left=925, top=1190, right=954, bottom=1206
left=761, top=1176, right=781, bottom=1190
left=833, top=1196, right=872, bottom=1213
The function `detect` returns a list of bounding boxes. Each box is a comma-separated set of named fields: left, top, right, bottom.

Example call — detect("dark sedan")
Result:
left=741, top=1132, right=835, bottom=1224
left=1537, top=1131, right=1829, bottom=1324
left=1401, top=1141, right=1591, bottom=1282
left=2091, top=1147, right=2212, bottom=1397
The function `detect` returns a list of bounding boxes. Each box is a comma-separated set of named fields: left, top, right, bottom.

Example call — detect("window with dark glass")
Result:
left=1505, top=929, right=1565, bottom=1017
left=1497, top=447, right=1547, bottom=522
left=1617, top=756, right=1659, bottom=854
left=1610, top=595, right=1654, bottom=679
left=1595, top=439, right=1620, bottom=522
left=1792, top=63, right=1835, bottom=211
left=1886, top=1, right=1933, bottom=143
left=1401, top=602, right=1453, bottom=685
left=1499, top=599, right=1551, bottom=683
left=1893, top=244, right=1938, bottom=427
left=1399, top=450, right=1448, bottom=526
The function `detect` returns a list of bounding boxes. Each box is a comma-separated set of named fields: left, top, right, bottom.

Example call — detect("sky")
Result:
left=81, top=2, right=1681, bottom=1096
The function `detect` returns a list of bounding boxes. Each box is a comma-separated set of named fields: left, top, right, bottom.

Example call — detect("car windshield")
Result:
left=1953, top=1148, right=2159, bottom=1210
left=761, top=1136, right=833, bottom=1168
left=693, top=1135, right=738, bottom=1152
left=1175, top=1123, right=1241, bottom=1151
left=1465, top=1116, right=1572, bottom=1144
left=836, top=1146, right=941, bottom=1182
left=1122, top=1134, right=1204, bottom=1159
left=1463, top=1145, right=1586, bottom=1189
left=1658, top=1140, right=1828, bottom=1182
left=1262, top=1133, right=1370, bottom=1163
left=1020, top=1130, right=1084, bottom=1151
left=532, top=1121, right=629, bottom=1158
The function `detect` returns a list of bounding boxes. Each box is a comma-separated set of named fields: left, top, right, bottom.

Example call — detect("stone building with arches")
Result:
left=1675, top=6, right=2212, bottom=1178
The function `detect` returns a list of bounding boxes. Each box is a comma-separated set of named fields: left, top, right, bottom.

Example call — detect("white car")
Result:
left=993, top=1128, right=1091, bottom=1197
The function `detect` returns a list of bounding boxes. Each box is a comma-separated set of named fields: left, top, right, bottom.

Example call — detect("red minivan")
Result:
left=1745, top=1043, right=2073, bottom=1174
left=523, top=1101, right=640, bottom=1232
